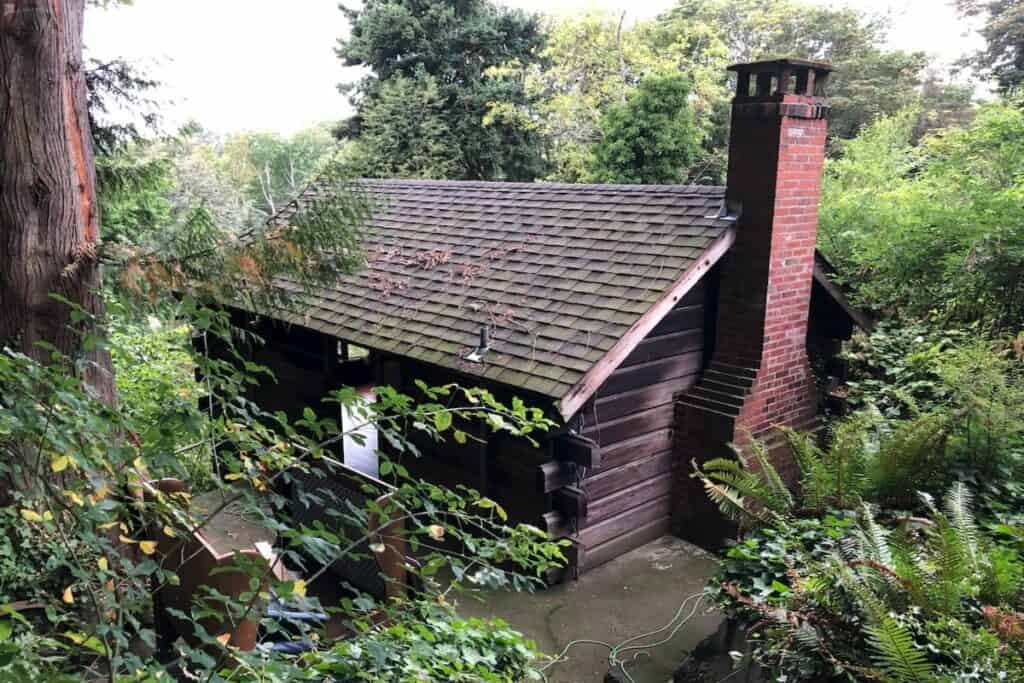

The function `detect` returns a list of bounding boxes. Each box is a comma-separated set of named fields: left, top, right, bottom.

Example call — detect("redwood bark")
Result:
left=0, top=0, right=115, bottom=405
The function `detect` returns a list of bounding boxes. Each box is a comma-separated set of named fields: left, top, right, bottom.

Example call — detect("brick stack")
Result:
left=673, top=59, right=832, bottom=546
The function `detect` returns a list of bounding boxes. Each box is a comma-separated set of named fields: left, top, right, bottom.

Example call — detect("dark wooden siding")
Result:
left=572, top=281, right=708, bottom=571
left=228, top=272, right=710, bottom=578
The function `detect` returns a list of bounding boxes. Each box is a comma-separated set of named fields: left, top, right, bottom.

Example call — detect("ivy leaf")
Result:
left=19, top=509, right=42, bottom=523
left=50, top=454, right=71, bottom=473
left=434, top=411, right=453, bottom=432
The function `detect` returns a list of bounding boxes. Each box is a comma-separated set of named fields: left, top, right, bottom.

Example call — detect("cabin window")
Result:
left=341, top=386, right=379, bottom=478
left=337, top=341, right=370, bottom=362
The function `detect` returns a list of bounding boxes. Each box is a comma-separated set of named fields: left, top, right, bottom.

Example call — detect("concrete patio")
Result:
left=457, top=536, right=723, bottom=683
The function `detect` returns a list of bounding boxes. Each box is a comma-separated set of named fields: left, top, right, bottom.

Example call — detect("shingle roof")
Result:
left=267, top=179, right=732, bottom=414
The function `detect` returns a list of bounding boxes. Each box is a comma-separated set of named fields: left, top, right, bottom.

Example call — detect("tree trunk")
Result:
left=0, top=0, right=115, bottom=405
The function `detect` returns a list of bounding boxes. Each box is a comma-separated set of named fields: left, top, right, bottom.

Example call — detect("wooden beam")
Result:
left=565, top=539, right=585, bottom=582
left=538, top=460, right=576, bottom=494
left=555, top=433, right=601, bottom=470
left=541, top=510, right=573, bottom=539
left=813, top=255, right=873, bottom=331
left=558, top=227, right=736, bottom=420
left=553, top=485, right=588, bottom=521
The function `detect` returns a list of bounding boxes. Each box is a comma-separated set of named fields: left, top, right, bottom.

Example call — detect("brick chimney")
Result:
left=673, top=59, right=832, bottom=546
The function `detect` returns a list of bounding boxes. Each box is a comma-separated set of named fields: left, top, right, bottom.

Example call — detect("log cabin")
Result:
left=226, top=59, right=865, bottom=577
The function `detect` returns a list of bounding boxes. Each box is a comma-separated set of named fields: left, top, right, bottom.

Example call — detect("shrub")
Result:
left=0, top=308, right=563, bottom=680
left=708, top=484, right=1024, bottom=681
left=317, top=608, right=540, bottom=682
left=821, top=104, right=1024, bottom=331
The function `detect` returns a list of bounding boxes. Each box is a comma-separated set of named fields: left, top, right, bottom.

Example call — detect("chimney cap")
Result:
left=728, top=58, right=833, bottom=99
left=727, top=58, right=833, bottom=74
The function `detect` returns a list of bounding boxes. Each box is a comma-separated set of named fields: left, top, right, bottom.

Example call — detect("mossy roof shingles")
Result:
left=270, top=179, right=730, bottom=408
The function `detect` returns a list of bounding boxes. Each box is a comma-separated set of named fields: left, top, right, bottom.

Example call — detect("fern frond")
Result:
left=699, top=477, right=769, bottom=526
left=855, top=503, right=894, bottom=568
left=691, top=459, right=772, bottom=527
left=834, top=562, right=935, bottom=683
left=701, top=457, right=745, bottom=475
left=778, top=425, right=821, bottom=476
left=863, top=617, right=934, bottom=683
left=738, top=437, right=794, bottom=515
left=918, top=491, right=937, bottom=515
left=943, top=481, right=978, bottom=567
left=779, top=426, right=826, bottom=509
left=869, top=412, right=949, bottom=507
left=926, top=516, right=971, bottom=615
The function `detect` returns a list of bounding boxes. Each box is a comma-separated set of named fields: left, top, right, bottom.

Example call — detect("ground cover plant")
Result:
left=695, top=325, right=1024, bottom=682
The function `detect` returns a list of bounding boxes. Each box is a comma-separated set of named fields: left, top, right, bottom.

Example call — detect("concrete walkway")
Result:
left=457, top=536, right=723, bottom=683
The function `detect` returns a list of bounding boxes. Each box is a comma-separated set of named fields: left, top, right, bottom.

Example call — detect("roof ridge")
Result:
left=357, top=178, right=726, bottom=194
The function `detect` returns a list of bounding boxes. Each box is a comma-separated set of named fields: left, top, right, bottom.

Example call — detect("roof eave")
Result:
left=812, top=253, right=873, bottom=332
left=556, top=227, right=737, bottom=421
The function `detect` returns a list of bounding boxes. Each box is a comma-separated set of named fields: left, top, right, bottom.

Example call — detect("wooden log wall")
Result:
left=570, top=281, right=708, bottom=572
left=227, top=279, right=710, bottom=580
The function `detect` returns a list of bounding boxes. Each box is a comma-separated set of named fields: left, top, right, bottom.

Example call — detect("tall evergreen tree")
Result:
left=957, top=0, right=1024, bottom=95
left=587, top=73, right=701, bottom=184
left=351, top=69, right=461, bottom=179
left=0, top=0, right=116, bottom=404
left=337, top=0, right=547, bottom=180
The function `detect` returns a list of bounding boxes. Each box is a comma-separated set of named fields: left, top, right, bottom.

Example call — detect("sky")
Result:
left=84, top=0, right=983, bottom=137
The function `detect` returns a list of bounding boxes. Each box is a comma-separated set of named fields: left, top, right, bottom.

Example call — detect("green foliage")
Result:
left=710, top=484, right=1024, bottom=681
left=956, top=0, right=1024, bottom=95
left=695, top=408, right=951, bottom=519
left=85, top=57, right=161, bottom=155
left=96, top=145, right=174, bottom=244
left=218, top=125, right=341, bottom=216
left=108, top=308, right=212, bottom=489
left=781, top=413, right=877, bottom=512
left=586, top=73, right=701, bottom=184
left=694, top=437, right=794, bottom=529
left=113, top=157, right=373, bottom=313
left=0, top=306, right=563, bottom=679
left=701, top=322, right=1024, bottom=680
left=316, top=608, right=540, bottom=681
left=840, top=320, right=974, bottom=417
left=714, top=513, right=854, bottom=605
left=495, top=9, right=729, bottom=183
left=821, top=103, right=1024, bottom=330
left=0, top=506, right=81, bottom=603
left=928, top=617, right=1024, bottom=682
left=662, top=0, right=932, bottom=140
left=338, top=0, right=547, bottom=180
left=839, top=321, right=1024, bottom=511
left=349, top=67, right=461, bottom=179
left=864, top=412, right=950, bottom=508
left=500, top=0, right=954, bottom=186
